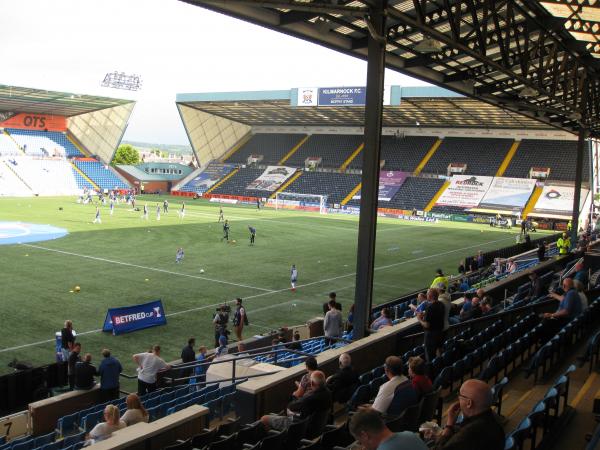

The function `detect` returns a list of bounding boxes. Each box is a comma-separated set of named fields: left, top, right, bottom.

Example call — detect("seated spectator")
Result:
left=287, top=332, right=302, bottom=351
left=470, top=298, right=483, bottom=319
left=572, top=262, right=588, bottom=291
left=476, top=288, right=493, bottom=306
left=215, top=335, right=229, bottom=359
left=408, top=356, right=432, bottom=398
left=326, top=353, right=359, bottom=403
left=541, top=277, right=582, bottom=343
left=480, top=298, right=492, bottom=315
left=260, top=370, right=332, bottom=432
left=431, top=269, right=449, bottom=290
left=292, top=356, right=318, bottom=399
left=457, top=298, right=473, bottom=322
left=236, top=342, right=255, bottom=367
left=372, top=356, right=407, bottom=413
left=434, top=379, right=504, bottom=450
left=371, top=308, right=393, bottom=330
left=74, top=353, right=97, bottom=390
left=350, top=407, right=427, bottom=450
left=87, top=405, right=126, bottom=443
left=458, top=278, right=470, bottom=292
left=526, top=271, right=543, bottom=300
left=506, top=258, right=517, bottom=274
left=121, top=393, right=149, bottom=426
left=409, top=293, right=428, bottom=315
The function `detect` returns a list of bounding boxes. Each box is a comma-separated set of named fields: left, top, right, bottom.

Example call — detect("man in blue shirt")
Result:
left=541, top=278, right=582, bottom=343
left=98, top=348, right=122, bottom=401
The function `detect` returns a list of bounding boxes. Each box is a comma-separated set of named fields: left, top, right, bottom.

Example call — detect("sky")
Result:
left=0, top=0, right=426, bottom=146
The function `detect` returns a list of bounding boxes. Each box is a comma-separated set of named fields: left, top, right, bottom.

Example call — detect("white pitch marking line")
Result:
left=20, top=243, right=275, bottom=293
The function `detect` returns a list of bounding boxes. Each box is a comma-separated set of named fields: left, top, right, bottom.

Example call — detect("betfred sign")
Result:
left=102, top=300, right=167, bottom=335
left=0, top=113, right=67, bottom=131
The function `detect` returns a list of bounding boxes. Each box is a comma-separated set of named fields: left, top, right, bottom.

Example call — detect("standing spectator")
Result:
left=121, top=393, right=149, bottom=426
left=437, top=285, right=452, bottom=332
left=192, top=346, right=209, bottom=386
left=457, top=260, right=465, bottom=275
left=213, top=305, right=229, bottom=348
left=537, top=241, right=547, bottom=262
left=288, top=332, right=303, bottom=351
left=87, top=405, right=126, bottom=444
left=326, top=353, right=359, bottom=403
left=349, top=407, right=427, bottom=450
left=370, top=308, right=393, bottom=330
left=98, top=349, right=122, bottom=402
left=417, top=289, right=446, bottom=362
left=74, top=353, right=97, bottom=390
left=60, top=320, right=75, bottom=362
left=133, top=345, right=171, bottom=395
left=232, top=298, right=247, bottom=341
left=180, top=337, right=196, bottom=379
left=323, top=299, right=343, bottom=345
left=408, top=356, right=432, bottom=398
left=346, top=303, right=355, bottom=333
left=572, top=262, right=588, bottom=291
left=430, top=269, right=449, bottom=290
left=477, top=251, right=484, bottom=269
left=292, top=356, right=318, bottom=399
left=372, top=356, right=407, bottom=413
left=323, top=292, right=337, bottom=316
left=435, top=379, right=504, bottom=450
left=557, top=232, right=571, bottom=255
left=68, top=342, right=82, bottom=390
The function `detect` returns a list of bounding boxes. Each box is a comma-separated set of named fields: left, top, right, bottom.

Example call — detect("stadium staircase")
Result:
left=495, top=140, right=521, bottom=177
left=413, top=138, right=443, bottom=175
left=424, top=179, right=450, bottom=212
left=204, top=167, right=240, bottom=195
left=341, top=182, right=362, bottom=206
left=338, top=142, right=364, bottom=171
left=269, top=170, right=303, bottom=199
left=0, top=160, right=33, bottom=195
left=209, top=167, right=281, bottom=199
left=278, top=135, right=310, bottom=165
left=224, top=133, right=307, bottom=166
left=4, top=158, right=80, bottom=195
left=503, top=139, right=585, bottom=181
left=69, top=161, right=98, bottom=190
left=422, top=137, right=512, bottom=176
left=347, top=136, right=439, bottom=172
left=522, top=186, right=544, bottom=219
left=71, top=159, right=128, bottom=190
left=65, top=132, right=91, bottom=157
left=2, top=130, right=26, bottom=155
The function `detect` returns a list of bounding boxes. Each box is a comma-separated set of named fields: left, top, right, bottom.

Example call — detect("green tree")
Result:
left=112, top=144, right=140, bottom=166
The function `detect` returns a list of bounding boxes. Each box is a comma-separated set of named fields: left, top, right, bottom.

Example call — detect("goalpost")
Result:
left=274, top=192, right=328, bottom=214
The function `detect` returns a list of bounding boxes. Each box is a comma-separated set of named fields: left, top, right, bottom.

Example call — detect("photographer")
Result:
left=213, top=304, right=230, bottom=348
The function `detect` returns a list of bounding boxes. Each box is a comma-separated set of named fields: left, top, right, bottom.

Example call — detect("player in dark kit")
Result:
left=248, top=226, right=256, bottom=245
left=218, top=207, right=224, bottom=222
left=222, top=220, right=230, bottom=242
left=256, top=198, right=261, bottom=210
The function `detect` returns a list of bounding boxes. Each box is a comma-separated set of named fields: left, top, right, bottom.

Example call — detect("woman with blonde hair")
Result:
left=121, top=393, right=149, bottom=426
left=87, top=404, right=126, bottom=443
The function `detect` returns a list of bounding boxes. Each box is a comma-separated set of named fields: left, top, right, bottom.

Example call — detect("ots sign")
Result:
left=0, top=113, right=67, bottom=131
left=103, top=300, right=167, bottom=335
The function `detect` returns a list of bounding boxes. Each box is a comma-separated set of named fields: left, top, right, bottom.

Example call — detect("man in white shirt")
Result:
left=372, top=356, right=407, bottom=413
left=133, top=345, right=171, bottom=395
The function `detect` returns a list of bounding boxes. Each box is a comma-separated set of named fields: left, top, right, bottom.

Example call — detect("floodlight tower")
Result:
left=101, top=72, right=142, bottom=91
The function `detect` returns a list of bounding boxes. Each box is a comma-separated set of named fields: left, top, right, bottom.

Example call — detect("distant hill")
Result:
left=122, top=140, right=193, bottom=154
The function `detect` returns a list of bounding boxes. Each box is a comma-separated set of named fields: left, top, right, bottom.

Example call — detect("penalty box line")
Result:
left=2, top=235, right=514, bottom=353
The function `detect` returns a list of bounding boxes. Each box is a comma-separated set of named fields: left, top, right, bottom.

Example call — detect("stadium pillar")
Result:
left=352, top=0, right=387, bottom=340
left=572, top=125, right=589, bottom=244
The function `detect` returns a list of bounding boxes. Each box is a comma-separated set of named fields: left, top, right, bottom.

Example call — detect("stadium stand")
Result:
left=0, top=160, right=31, bottom=196
left=178, top=163, right=235, bottom=194
left=281, top=171, right=361, bottom=205
left=224, top=133, right=307, bottom=165
left=0, top=133, right=21, bottom=156
left=503, top=139, right=588, bottom=181
left=209, top=167, right=266, bottom=198
left=4, top=157, right=80, bottom=196
left=284, top=134, right=363, bottom=169
left=72, top=159, right=128, bottom=190
left=347, top=135, right=438, bottom=171
left=421, top=137, right=512, bottom=176
left=6, top=129, right=81, bottom=158
left=346, top=176, right=445, bottom=211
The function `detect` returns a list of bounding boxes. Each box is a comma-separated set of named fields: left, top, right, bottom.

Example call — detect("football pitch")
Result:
left=0, top=196, right=544, bottom=384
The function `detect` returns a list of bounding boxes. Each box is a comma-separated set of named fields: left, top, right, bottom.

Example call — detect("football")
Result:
left=200, top=269, right=205, bottom=273
left=74, top=286, right=81, bottom=292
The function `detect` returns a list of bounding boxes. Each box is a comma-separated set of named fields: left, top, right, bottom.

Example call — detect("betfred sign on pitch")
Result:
left=102, top=300, right=167, bottom=335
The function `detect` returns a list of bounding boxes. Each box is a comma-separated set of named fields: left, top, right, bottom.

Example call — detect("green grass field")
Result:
left=0, top=196, right=543, bottom=387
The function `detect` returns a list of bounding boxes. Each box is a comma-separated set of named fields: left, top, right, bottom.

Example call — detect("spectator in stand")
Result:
left=417, top=289, right=446, bottom=362
left=260, top=370, right=332, bottom=432
left=470, top=298, right=483, bottom=319
left=370, top=308, right=393, bottom=331
left=326, top=353, right=359, bottom=403
left=372, top=356, right=407, bottom=413
left=121, top=393, right=149, bottom=426
left=233, top=298, right=247, bottom=341
left=323, top=292, right=337, bottom=316
left=133, top=345, right=171, bottom=395
left=287, top=332, right=303, bottom=351
left=506, top=258, right=518, bottom=274
left=292, top=356, right=318, bottom=399
left=323, top=299, right=343, bottom=345
left=477, top=251, right=484, bottom=269
left=526, top=271, right=543, bottom=301
left=576, top=283, right=589, bottom=311
left=480, top=298, right=492, bottom=315
left=435, top=379, right=504, bottom=450
left=60, top=320, right=75, bottom=362
left=408, top=356, right=432, bottom=398
left=180, top=337, right=196, bottom=379
left=537, top=241, right=547, bottom=262
left=68, top=342, right=82, bottom=390
left=458, top=278, right=470, bottom=293
left=98, top=349, right=122, bottom=401
left=458, top=260, right=466, bottom=275
left=409, top=292, right=428, bottom=316
left=350, top=407, right=427, bottom=450
left=430, top=269, right=449, bottom=290
left=347, top=304, right=355, bottom=333
left=541, top=278, right=583, bottom=343
left=215, top=335, right=229, bottom=359
left=476, top=288, right=493, bottom=307
left=572, top=262, right=588, bottom=291
left=87, top=405, right=126, bottom=444
left=456, top=297, right=473, bottom=323
left=74, top=353, right=97, bottom=390
left=437, top=284, right=452, bottom=332
left=192, top=346, right=209, bottom=386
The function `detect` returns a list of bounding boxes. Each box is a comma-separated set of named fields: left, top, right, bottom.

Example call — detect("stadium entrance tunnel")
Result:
left=0, top=222, right=68, bottom=245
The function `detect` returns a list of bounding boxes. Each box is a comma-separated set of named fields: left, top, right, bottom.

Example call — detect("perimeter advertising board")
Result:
left=478, top=177, right=537, bottom=209
left=533, top=185, right=589, bottom=214
left=435, top=175, right=493, bottom=208
left=185, top=164, right=235, bottom=193
left=0, top=113, right=67, bottom=132
left=102, top=300, right=166, bottom=335
left=353, top=171, right=410, bottom=201
left=246, top=166, right=296, bottom=191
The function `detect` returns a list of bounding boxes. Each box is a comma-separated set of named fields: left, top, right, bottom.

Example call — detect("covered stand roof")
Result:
left=185, top=0, right=600, bottom=138
left=0, top=84, right=134, bottom=117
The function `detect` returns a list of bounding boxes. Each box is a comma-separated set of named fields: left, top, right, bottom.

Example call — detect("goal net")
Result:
left=274, top=192, right=328, bottom=214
